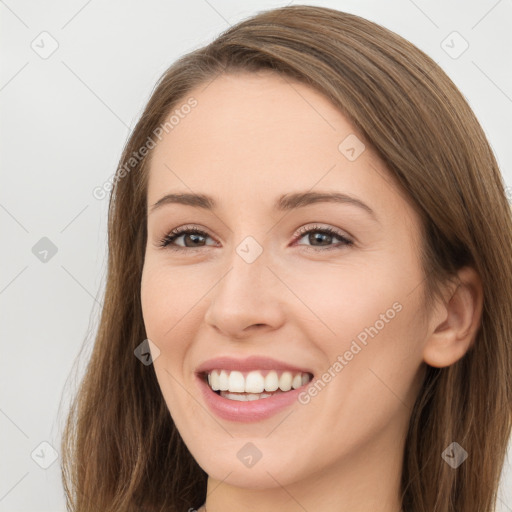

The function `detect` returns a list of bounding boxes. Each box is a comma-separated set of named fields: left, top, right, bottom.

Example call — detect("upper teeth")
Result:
left=207, top=369, right=311, bottom=393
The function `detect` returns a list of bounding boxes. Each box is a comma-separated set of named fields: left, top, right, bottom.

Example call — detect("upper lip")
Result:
left=195, top=355, right=314, bottom=376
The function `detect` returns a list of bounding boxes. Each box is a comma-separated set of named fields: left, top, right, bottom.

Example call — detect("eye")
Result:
left=293, top=224, right=353, bottom=251
left=158, top=225, right=217, bottom=251
left=157, top=224, right=354, bottom=252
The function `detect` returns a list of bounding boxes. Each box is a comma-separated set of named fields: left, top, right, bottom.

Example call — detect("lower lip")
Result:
left=196, top=374, right=309, bottom=423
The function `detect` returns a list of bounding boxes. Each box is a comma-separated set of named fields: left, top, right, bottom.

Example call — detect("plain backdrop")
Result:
left=1, top=1, right=511, bottom=510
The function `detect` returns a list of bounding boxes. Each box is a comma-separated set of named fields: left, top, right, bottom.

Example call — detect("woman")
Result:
left=61, top=5, right=512, bottom=512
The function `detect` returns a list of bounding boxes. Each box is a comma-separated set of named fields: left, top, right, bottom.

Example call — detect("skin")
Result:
left=140, top=71, right=483, bottom=512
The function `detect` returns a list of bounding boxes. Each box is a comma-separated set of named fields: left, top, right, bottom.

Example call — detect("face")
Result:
left=141, top=71, right=429, bottom=491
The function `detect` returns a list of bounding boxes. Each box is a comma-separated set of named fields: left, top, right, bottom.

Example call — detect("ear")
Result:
left=422, top=266, right=484, bottom=368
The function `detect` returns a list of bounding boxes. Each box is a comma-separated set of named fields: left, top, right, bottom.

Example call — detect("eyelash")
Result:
left=157, top=224, right=353, bottom=253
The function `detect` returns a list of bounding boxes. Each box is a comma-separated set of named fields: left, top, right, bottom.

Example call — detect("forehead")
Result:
left=150, top=71, right=365, bottom=168
left=146, top=71, right=416, bottom=231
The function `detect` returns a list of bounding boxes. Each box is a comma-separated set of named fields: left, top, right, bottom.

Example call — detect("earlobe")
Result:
left=422, top=266, right=484, bottom=368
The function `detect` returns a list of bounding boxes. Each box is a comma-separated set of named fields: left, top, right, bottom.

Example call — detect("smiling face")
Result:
left=140, top=71, right=430, bottom=501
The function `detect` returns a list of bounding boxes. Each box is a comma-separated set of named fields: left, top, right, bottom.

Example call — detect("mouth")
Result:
left=199, top=369, right=314, bottom=402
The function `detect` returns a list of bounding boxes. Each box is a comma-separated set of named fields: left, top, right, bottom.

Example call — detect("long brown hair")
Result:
left=60, top=5, right=512, bottom=511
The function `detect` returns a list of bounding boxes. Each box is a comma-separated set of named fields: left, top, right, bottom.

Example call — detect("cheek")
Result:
left=285, top=258, right=402, bottom=339
left=140, top=263, right=197, bottom=412
left=140, top=260, right=207, bottom=341
left=308, top=281, right=425, bottom=441
left=290, top=252, right=425, bottom=404
left=140, top=264, right=189, bottom=392
left=140, top=265, right=168, bottom=340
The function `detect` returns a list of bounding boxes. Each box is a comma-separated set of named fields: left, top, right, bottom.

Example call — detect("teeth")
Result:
left=265, top=371, right=279, bottom=391
left=207, top=369, right=312, bottom=393
left=228, top=371, right=245, bottom=392
left=246, top=371, right=265, bottom=393
left=279, top=371, right=292, bottom=391
left=219, top=370, right=229, bottom=391
left=292, top=373, right=302, bottom=389
left=220, top=391, right=274, bottom=401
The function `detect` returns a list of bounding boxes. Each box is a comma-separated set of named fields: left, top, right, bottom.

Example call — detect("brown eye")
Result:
left=294, top=225, right=353, bottom=251
left=159, top=227, right=216, bottom=250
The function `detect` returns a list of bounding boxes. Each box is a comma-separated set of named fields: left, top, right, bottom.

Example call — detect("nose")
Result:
left=203, top=246, right=286, bottom=339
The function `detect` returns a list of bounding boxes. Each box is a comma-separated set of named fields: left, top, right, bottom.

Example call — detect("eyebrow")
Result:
left=149, top=191, right=377, bottom=220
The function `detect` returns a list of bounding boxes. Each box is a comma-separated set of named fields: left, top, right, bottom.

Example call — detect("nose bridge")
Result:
left=204, top=236, right=284, bottom=335
left=214, top=237, right=270, bottom=307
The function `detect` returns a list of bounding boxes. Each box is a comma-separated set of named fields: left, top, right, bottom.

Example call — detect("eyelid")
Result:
left=156, top=222, right=354, bottom=252
left=156, top=224, right=216, bottom=249
left=292, top=224, right=354, bottom=251
left=294, top=223, right=352, bottom=242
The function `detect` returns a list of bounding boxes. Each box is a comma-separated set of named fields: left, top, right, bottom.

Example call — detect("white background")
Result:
left=1, top=0, right=511, bottom=510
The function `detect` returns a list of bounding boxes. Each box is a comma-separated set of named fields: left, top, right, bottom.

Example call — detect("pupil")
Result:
left=311, top=233, right=330, bottom=245
left=186, top=234, right=204, bottom=247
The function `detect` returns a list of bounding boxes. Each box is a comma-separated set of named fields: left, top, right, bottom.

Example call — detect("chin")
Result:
left=195, top=451, right=306, bottom=490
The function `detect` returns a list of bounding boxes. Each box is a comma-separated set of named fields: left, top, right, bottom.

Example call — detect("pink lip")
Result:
left=196, top=373, right=310, bottom=423
left=195, top=355, right=313, bottom=375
